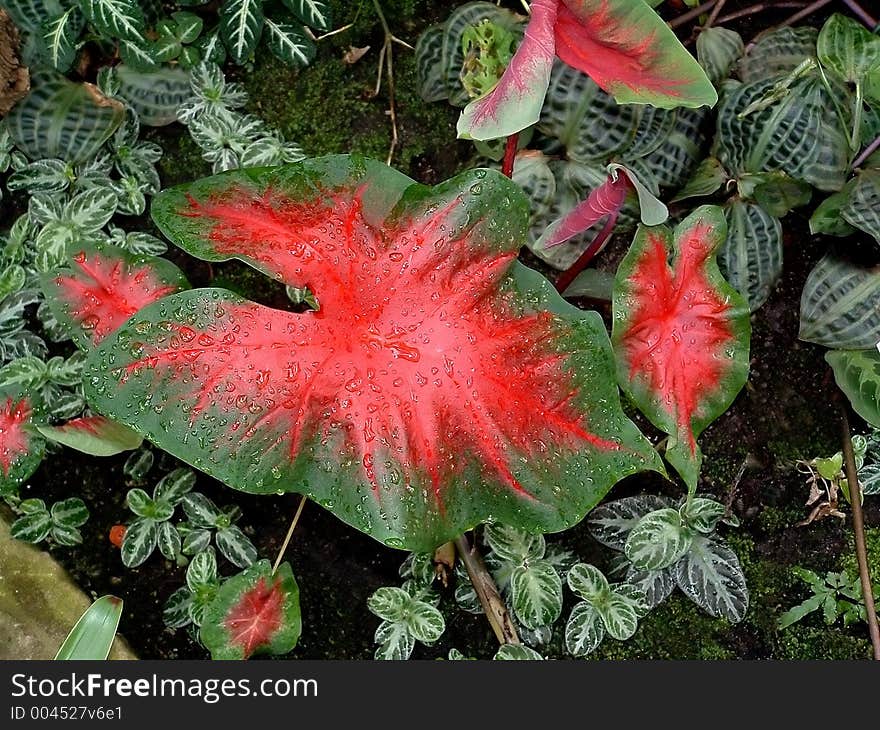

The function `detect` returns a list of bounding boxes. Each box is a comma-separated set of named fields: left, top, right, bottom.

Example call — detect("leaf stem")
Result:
left=554, top=211, right=620, bottom=295
left=501, top=133, right=519, bottom=178
left=853, top=134, right=880, bottom=169
left=669, top=1, right=719, bottom=30
left=454, top=533, right=520, bottom=645
left=272, top=494, right=308, bottom=574
left=840, top=0, right=877, bottom=29
left=704, top=0, right=728, bottom=28
left=713, top=2, right=806, bottom=26
left=840, top=408, right=880, bottom=660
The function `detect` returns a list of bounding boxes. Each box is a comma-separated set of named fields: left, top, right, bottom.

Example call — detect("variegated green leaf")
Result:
left=625, top=508, right=693, bottom=572
left=264, top=19, right=314, bottom=68
left=115, top=65, right=192, bottom=127
left=567, top=562, right=610, bottom=602
left=817, top=13, right=880, bottom=85
left=484, top=522, right=545, bottom=563
left=367, top=586, right=410, bottom=622
left=11, top=510, right=52, bottom=543
left=187, top=547, right=218, bottom=589
left=216, top=525, right=257, bottom=568
left=404, top=600, right=444, bottom=644
left=697, top=27, right=744, bottom=85
left=680, top=497, right=726, bottom=534
left=494, top=644, right=543, bottom=660
left=510, top=561, right=563, bottom=630
left=565, top=601, right=604, bottom=656
left=154, top=468, right=196, bottom=505
left=121, top=517, right=158, bottom=567
left=80, top=0, right=146, bottom=42
left=6, top=71, right=126, bottom=163
left=163, top=586, right=193, bottom=628
left=719, top=200, right=783, bottom=311
left=182, top=492, right=222, bottom=528
left=414, top=24, right=446, bottom=102
left=172, top=10, right=203, bottom=43
left=586, top=495, right=671, bottom=550
left=671, top=157, right=729, bottom=202
left=596, top=593, right=639, bottom=641
left=624, top=564, right=675, bottom=609
left=799, top=252, right=880, bottom=349
left=674, top=534, right=748, bottom=623
left=826, top=349, right=880, bottom=428
left=157, top=520, right=181, bottom=560
left=737, top=27, right=819, bottom=83
left=0, top=0, right=66, bottom=33
left=374, top=620, right=414, bottom=660
left=219, top=0, right=264, bottom=64
left=41, top=7, right=83, bottom=72
left=841, top=169, right=880, bottom=244
left=282, top=0, right=332, bottom=32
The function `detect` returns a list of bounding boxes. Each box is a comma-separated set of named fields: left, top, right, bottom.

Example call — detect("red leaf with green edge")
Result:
left=84, top=155, right=662, bottom=551
left=555, top=0, right=717, bottom=109
left=540, top=171, right=630, bottom=249
left=200, top=560, right=300, bottom=660
left=611, top=205, right=750, bottom=491
left=41, top=243, right=189, bottom=350
left=36, top=415, right=143, bottom=457
left=0, top=389, right=45, bottom=494
left=458, top=0, right=558, bottom=141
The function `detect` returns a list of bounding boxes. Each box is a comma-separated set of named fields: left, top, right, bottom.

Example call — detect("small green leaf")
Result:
left=80, top=0, right=146, bottom=42
left=510, top=561, right=563, bottom=630
left=126, top=488, right=155, bottom=518
left=216, top=525, right=257, bottom=568
left=120, top=518, right=158, bottom=567
left=163, top=586, right=193, bottom=629
left=826, top=349, right=880, bottom=428
left=674, top=534, right=748, bottom=623
left=374, top=620, right=414, bottom=660
left=11, top=511, right=52, bottom=543
left=182, top=527, right=212, bottom=555
left=587, top=495, right=672, bottom=549
left=484, top=523, right=545, bottom=563
left=182, top=492, right=223, bottom=527
left=680, top=497, right=726, bottom=534
left=405, top=600, right=445, bottom=644
left=157, top=521, right=182, bottom=561
left=494, top=644, right=543, bottom=660
left=264, top=20, right=315, bottom=68
left=625, top=508, right=693, bottom=572
left=567, top=563, right=610, bottom=603
left=187, top=547, right=219, bottom=589
left=219, top=0, right=264, bottom=64
left=172, top=11, right=204, bottom=43
left=283, top=0, right=332, bottom=32
left=55, top=595, right=122, bottom=660
left=596, top=594, right=639, bottom=640
left=51, top=524, right=83, bottom=546
left=51, top=497, right=89, bottom=527
left=671, top=157, right=729, bottom=202
left=565, top=601, right=605, bottom=657
left=817, top=13, right=880, bottom=84
left=154, top=468, right=196, bottom=505
left=367, top=586, right=410, bottom=623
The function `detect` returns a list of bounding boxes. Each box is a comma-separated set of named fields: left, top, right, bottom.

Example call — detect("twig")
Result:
left=370, top=0, right=409, bottom=165
left=840, top=409, right=880, bottom=660
left=715, top=2, right=807, bottom=26
left=501, top=133, right=519, bottom=178
left=776, top=0, right=834, bottom=29
left=669, top=0, right=719, bottom=30
left=853, top=135, right=880, bottom=170
left=455, top=533, right=520, bottom=645
left=313, top=23, right=355, bottom=42
left=272, top=495, right=308, bottom=574
left=555, top=211, right=620, bottom=294
left=704, top=0, right=728, bottom=28
left=840, top=0, right=877, bottom=29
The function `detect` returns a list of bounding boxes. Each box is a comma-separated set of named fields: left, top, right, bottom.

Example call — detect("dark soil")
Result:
left=10, top=0, right=880, bottom=660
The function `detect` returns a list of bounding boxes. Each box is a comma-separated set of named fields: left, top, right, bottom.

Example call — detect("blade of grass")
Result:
left=55, top=595, right=123, bottom=660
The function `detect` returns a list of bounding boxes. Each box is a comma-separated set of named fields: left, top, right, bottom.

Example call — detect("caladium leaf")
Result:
left=42, top=244, right=189, bottom=350
left=36, top=415, right=143, bottom=457
left=85, top=155, right=662, bottom=551
left=612, top=206, right=751, bottom=491
left=200, top=560, right=301, bottom=660
left=539, top=170, right=629, bottom=249
left=554, top=0, right=717, bottom=110
left=0, top=389, right=45, bottom=494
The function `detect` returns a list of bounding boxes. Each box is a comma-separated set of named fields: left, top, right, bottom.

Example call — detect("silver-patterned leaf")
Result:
left=50, top=497, right=89, bottom=527
left=587, top=494, right=672, bottom=549
left=10, top=511, right=52, bottom=543
left=181, top=492, right=222, bottom=528
left=799, top=252, right=880, bottom=349
left=625, top=564, right=676, bottom=609
left=697, top=27, right=744, bottom=85
left=719, top=200, right=783, bottom=311
left=817, top=13, right=880, bottom=84
left=405, top=600, right=445, bottom=644
left=157, top=520, right=182, bottom=561
left=826, top=349, right=880, bottom=428
left=282, top=0, right=332, bottom=32
left=625, top=509, right=694, bottom=572
left=674, top=534, right=748, bottom=623
left=121, top=517, right=158, bottom=567
left=565, top=601, right=605, bottom=657
left=115, top=65, right=192, bottom=127
left=264, top=20, right=315, bottom=67
left=163, top=586, right=193, bottom=628
left=80, top=0, right=146, bottom=42
left=186, top=547, right=218, bottom=589
left=494, top=644, right=543, bottom=660
left=510, top=561, right=563, bottom=630
left=374, top=620, right=415, bottom=661
left=484, top=522, right=545, bottom=563
left=841, top=169, right=880, bottom=245
left=567, top=562, right=610, bottom=603
left=367, top=586, right=410, bottom=622
left=737, top=27, right=819, bottom=83
left=219, top=0, right=264, bottom=64
left=596, top=594, right=639, bottom=641
left=41, top=7, right=84, bottom=72
left=414, top=24, right=446, bottom=102
left=215, top=525, right=257, bottom=568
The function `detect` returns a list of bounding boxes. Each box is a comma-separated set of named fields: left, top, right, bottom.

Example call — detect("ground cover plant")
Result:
left=0, top=0, right=879, bottom=661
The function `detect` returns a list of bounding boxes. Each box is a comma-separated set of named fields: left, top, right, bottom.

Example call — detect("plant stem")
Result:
left=715, top=2, right=806, bottom=26
left=841, top=0, right=877, bottom=29
left=669, top=0, right=719, bottom=30
left=704, top=0, right=728, bottom=28
left=840, top=409, right=880, bottom=660
left=370, top=0, right=405, bottom=165
left=853, top=134, right=880, bottom=169
left=776, top=0, right=833, bottom=28
left=454, top=533, right=520, bottom=645
left=554, top=212, right=619, bottom=294
left=501, top=133, right=519, bottom=178
left=272, top=494, right=308, bottom=574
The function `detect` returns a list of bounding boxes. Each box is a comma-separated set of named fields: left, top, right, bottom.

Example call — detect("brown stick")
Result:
left=704, top=0, right=728, bottom=28
left=454, top=534, right=520, bottom=645
left=777, top=0, right=834, bottom=28
left=669, top=0, right=719, bottom=30
left=715, top=2, right=807, bottom=26
left=840, top=409, right=880, bottom=660
left=853, top=135, right=880, bottom=170
left=840, top=0, right=877, bottom=29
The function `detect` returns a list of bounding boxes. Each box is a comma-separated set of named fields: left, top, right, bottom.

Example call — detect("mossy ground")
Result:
left=29, top=0, right=880, bottom=661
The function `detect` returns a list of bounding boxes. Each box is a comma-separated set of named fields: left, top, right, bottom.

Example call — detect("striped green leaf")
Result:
left=119, top=37, right=159, bottom=71
left=0, top=0, right=66, bottom=33
left=414, top=24, right=446, bottom=102
left=799, top=252, right=880, bottom=349
left=719, top=200, right=783, bottom=311
left=817, top=13, right=880, bottom=85
left=283, top=0, right=331, bottom=32
left=10, top=510, right=52, bottom=543
left=41, top=7, right=84, bottom=72
left=264, top=19, right=314, bottom=67
left=50, top=497, right=89, bottom=527
left=510, top=561, right=563, bottom=630
left=674, top=534, right=748, bottom=623
left=826, top=349, right=880, bottom=428
left=494, top=644, right=543, bottom=660
left=565, top=601, right=604, bottom=656
left=639, top=107, right=709, bottom=190
left=697, top=27, right=744, bottom=85
left=80, top=0, right=146, bottom=43
left=115, top=65, right=192, bottom=127
left=737, top=27, right=819, bottom=83
left=6, top=70, right=125, bottom=163
left=55, top=596, right=122, bottom=660
left=625, top=508, right=693, bottom=572
left=484, top=522, right=545, bottom=563
left=841, top=169, right=880, bottom=244
left=121, top=517, right=158, bottom=567
left=567, top=562, right=610, bottom=602
left=216, top=525, right=257, bottom=568
left=219, top=0, right=264, bottom=64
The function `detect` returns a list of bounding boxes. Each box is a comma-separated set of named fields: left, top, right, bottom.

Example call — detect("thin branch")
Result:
left=840, top=409, right=880, bottom=660
left=716, top=2, right=807, bottom=26
left=776, top=0, right=834, bottom=29
left=502, top=133, right=519, bottom=178
left=669, top=1, right=719, bottom=30
left=840, top=0, right=877, bottom=29
left=555, top=211, right=620, bottom=295
left=272, top=495, right=308, bottom=574
left=704, top=0, right=728, bottom=28
left=853, top=135, right=880, bottom=170
left=455, top=533, right=520, bottom=645
left=370, top=0, right=408, bottom=165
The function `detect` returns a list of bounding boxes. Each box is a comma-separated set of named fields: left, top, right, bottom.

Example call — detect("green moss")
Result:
left=149, top=128, right=211, bottom=189
left=210, top=261, right=289, bottom=308
left=840, top=527, right=880, bottom=580
left=756, top=504, right=804, bottom=534
left=776, top=625, right=872, bottom=659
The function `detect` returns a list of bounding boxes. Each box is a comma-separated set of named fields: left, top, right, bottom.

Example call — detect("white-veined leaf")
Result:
left=674, top=534, right=749, bottom=623
left=587, top=494, right=672, bottom=549
left=625, top=509, right=693, bottom=572
left=219, top=0, right=264, bottom=64
left=264, top=19, right=315, bottom=68
left=510, top=561, right=563, bottom=630
left=565, top=601, right=605, bottom=657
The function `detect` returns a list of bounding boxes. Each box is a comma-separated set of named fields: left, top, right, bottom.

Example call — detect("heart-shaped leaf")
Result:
left=84, top=155, right=661, bottom=551
left=565, top=601, right=604, bottom=656
left=510, top=561, right=563, bottom=629
left=42, top=243, right=189, bottom=350
left=0, top=390, right=45, bottom=494
left=612, top=206, right=751, bottom=490
left=624, top=508, right=693, bottom=571
left=200, top=560, right=301, bottom=660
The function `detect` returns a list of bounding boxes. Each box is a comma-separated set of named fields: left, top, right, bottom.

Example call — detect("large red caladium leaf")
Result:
left=611, top=205, right=750, bottom=491
left=0, top=389, right=45, bottom=495
left=42, top=243, right=189, bottom=351
left=83, top=155, right=661, bottom=551
left=459, top=0, right=717, bottom=141
left=200, top=560, right=301, bottom=660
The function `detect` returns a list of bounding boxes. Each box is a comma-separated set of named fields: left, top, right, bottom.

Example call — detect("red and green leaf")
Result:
left=42, top=243, right=189, bottom=350
left=555, top=0, right=717, bottom=109
left=0, top=389, right=45, bottom=494
left=200, top=560, right=301, bottom=660
left=84, top=155, right=661, bottom=551
left=611, top=205, right=750, bottom=491
left=458, top=0, right=559, bottom=141
left=36, top=415, right=143, bottom=457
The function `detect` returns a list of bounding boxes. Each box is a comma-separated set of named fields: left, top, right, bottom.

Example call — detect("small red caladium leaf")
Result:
left=458, top=0, right=559, bottom=141
left=459, top=0, right=716, bottom=141
left=36, top=415, right=143, bottom=457
left=0, top=389, right=45, bottom=495
left=42, top=243, right=189, bottom=350
left=611, top=205, right=750, bottom=491
left=555, top=0, right=717, bottom=109
left=200, top=560, right=301, bottom=660
left=84, top=155, right=662, bottom=551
